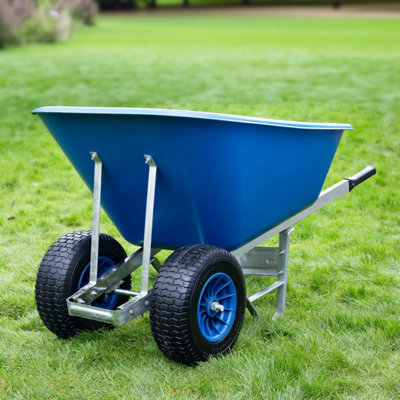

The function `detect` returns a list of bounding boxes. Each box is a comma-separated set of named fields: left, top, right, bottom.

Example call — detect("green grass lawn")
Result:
left=1, top=14, right=400, bottom=399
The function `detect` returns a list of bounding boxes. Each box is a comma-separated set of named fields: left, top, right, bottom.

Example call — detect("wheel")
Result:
left=150, top=244, right=245, bottom=364
left=35, top=230, right=131, bottom=339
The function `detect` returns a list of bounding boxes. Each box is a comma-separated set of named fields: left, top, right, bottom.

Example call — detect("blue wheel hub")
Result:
left=197, top=272, right=237, bottom=342
left=78, top=256, right=119, bottom=310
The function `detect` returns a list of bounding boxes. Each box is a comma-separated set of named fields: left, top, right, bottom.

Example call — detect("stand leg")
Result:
left=89, top=152, right=102, bottom=285
left=141, top=155, right=157, bottom=295
left=273, top=227, right=294, bottom=320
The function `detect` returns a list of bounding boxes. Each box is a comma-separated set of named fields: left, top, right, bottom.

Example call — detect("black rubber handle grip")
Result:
left=346, top=165, right=376, bottom=191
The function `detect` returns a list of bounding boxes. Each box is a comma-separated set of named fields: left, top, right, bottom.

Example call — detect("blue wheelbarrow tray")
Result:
left=33, top=107, right=352, bottom=251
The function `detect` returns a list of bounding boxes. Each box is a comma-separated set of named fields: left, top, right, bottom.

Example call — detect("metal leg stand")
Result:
left=237, top=227, right=294, bottom=319
left=273, top=227, right=294, bottom=320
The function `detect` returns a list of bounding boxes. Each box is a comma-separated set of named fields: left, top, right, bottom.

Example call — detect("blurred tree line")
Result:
left=0, top=0, right=97, bottom=47
left=97, top=0, right=400, bottom=9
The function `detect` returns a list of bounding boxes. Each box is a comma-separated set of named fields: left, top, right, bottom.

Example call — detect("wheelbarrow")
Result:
left=33, top=106, right=376, bottom=364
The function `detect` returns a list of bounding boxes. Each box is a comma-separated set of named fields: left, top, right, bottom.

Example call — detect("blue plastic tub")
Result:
left=33, top=107, right=352, bottom=251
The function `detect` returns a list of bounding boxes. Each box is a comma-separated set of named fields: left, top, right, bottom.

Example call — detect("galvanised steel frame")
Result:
left=67, top=153, right=375, bottom=325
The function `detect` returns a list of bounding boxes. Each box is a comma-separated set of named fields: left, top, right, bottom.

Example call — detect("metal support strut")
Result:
left=89, top=152, right=102, bottom=286
left=141, top=155, right=157, bottom=295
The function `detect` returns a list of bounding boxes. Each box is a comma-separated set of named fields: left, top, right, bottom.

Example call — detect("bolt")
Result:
left=90, top=290, right=97, bottom=296
left=145, top=301, right=149, bottom=306
left=129, top=309, right=134, bottom=315
left=210, top=301, right=224, bottom=313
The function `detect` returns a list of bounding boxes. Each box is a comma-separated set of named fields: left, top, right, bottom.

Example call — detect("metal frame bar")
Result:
left=141, top=155, right=157, bottom=295
left=67, top=249, right=162, bottom=324
left=68, top=290, right=151, bottom=325
left=68, top=247, right=161, bottom=304
left=89, top=152, right=102, bottom=285
left=231, top=179, right=350, bottom=259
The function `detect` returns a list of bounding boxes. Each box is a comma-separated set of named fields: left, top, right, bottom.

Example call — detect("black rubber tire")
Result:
left=35, top=230, right=131, bottom=339
left=150, top=244, right=245, bottom=364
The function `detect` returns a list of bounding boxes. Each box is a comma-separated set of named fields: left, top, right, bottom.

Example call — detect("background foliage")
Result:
left=0, top=0, right=97, bottom=47
left=95, top=0, right=400, bottom=10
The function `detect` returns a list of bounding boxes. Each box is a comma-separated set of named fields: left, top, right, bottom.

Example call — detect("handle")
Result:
left=346, top=165, right=376, bottom=191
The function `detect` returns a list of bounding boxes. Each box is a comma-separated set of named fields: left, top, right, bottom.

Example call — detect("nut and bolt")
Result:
left=210, top=301, right=224, bottom=313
